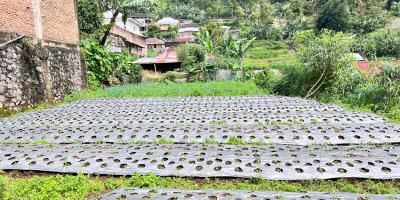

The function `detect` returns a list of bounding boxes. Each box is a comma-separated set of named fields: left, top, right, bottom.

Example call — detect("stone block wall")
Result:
left=0, top=34, right=86, bottom=109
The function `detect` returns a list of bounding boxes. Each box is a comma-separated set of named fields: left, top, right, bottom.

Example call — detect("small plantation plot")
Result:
left=0, top=144, right=399, bottom=180
left=0, top=96, right=395, bottom=145
left=1, top=123, right=399, bottom=145
left=99, top=188, right=400, bottom=200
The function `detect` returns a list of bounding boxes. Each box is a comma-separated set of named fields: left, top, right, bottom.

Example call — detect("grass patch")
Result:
left=0, top=81, right=267, bottom=118
left=153, top=139, right=174, bottom=145
left=0, top=109, right=16, bottom=118
left=243, top=40, right=297, bottom=69
left=64, top=81, right=268, bottom=102
left=0, top=173, right=399, bottom=200
left=227, top=137, right=247, bottom=145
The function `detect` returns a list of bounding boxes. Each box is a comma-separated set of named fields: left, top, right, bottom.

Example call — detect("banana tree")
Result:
left=229, top=37, right=256, bottom=69
left=196, top=27, right=218, bottom=55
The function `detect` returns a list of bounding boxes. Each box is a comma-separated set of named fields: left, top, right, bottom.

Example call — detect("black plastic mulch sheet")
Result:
left=1, top=144, right=399, bottom=180
left=98, top=188, right=400, bottom=200
left=0, top=96, right=395, bottom=145
left=1, top=123, right=399, bottom=145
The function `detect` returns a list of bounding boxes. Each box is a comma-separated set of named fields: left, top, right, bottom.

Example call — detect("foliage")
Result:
left=206, top=56, right=238, bottom=70
left=81, top=39, right=142, bottom=89
left=1, top=172, right=400, bottom=200
left=266, top=63, right=313, bottom=96
left=160, top=71, right=177, bottom=83
left=161, top=4, right=206, bottom=23
left=350, top=6, right=388, bottom=34
left=177, top=43, right=208, bottom=81
left=244, top=0, right=274, bottom=40
left=294, top=30, right=354, bottom=98
left=77, top=0, right=103, bottom=34
left=146, top=24, right=162, bottom=38
left=344, top=63, right=400, bottom=113
left=226, top=37, right=256, bottom=68
left=316, top=0, right=351, bottom=32
left=160, top=25, right=179, bottom=40
left=0, top=174, right=4, bottom=198
left=0, top=173, right=112, bottom=200
left=255, top=30, right=400, bottom=120
left=371, top=29, right=400, bottom=59
left=254, top=69, right=278, bottom=92
left=257, top=30, right=353, bottom=98
left=281, top=1, right=315, bottom=39
left=146, top=24, right=178, bottom=40
left=390, top=1, right=400, bottom=16
left=351, top=29, right=400, bottom=60
left=196, top=27, right=218, bottom=54
left=313, top=0, right=389, bottom=34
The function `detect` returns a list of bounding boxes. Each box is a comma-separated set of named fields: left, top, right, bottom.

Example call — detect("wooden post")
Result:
left=154, top=64, right=157, bottom=72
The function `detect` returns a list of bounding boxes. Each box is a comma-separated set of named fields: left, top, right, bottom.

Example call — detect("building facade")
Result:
left=108, top=26, right=147, bottom=56
left=0, top=0, right=86, bottom=109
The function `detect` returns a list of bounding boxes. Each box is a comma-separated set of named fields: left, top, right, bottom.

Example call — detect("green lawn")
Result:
left=64, top=81, right=268, bottom=102
left=243, top=40, right=298, bottom=69
left=1, top=173, right=399, bottom=200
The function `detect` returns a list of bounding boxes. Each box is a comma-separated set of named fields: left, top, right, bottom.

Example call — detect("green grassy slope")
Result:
left=243, top=40, right=297, bottom=69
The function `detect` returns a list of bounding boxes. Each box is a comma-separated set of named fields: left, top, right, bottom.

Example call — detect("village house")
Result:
left=156, top=17, right=180, bottom=31
left=103, top=12, right=147, bottom=56
left=0, top=0, right=86, bottom=109
left=165, top=37, right=193, bottom=49
left=133, top=48, right=181, bottom=73
left=178, top=27, right=199, bottom=41
left=146, top=38, right=165, bottom=50
left=108, top=26, right=147, bottom=56
left=131, top=13, right=152, bottom=31
left=104, top=11, right=147, bottom=35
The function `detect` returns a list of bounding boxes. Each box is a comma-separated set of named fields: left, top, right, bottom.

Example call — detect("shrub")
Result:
left=329, top=62, right=400, bottom=116
left=254, top=68, right=278, bottom=92
left=372, top=29, right=400, bottom=59
left=206, top=56, right=238, bottom=70
left=160, top=71, right=177, bottom=83
left=272, top=63, right=315, bottom=96
left=81, top=39, right=143, bottom=89
left=351, top=29, right=400, bottom=60
left=177, top=43, right=208, bottom=81
left=293, top=30, right=354, bottom=98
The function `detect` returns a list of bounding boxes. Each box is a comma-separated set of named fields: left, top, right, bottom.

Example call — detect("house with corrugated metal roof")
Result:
left=133, top=48, right=181, bottom=72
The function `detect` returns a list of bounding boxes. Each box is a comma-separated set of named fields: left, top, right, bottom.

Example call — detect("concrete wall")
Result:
left=0, top=34, right=86, bottom=110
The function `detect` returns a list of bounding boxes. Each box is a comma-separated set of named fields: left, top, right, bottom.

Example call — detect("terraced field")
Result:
left=1, top=96, right=399, bottom=199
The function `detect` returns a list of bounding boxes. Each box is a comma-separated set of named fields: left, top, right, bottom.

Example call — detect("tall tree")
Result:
left=316, top=0, right=351, bottom=32
left=78, top=0, right=103, bottom=34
